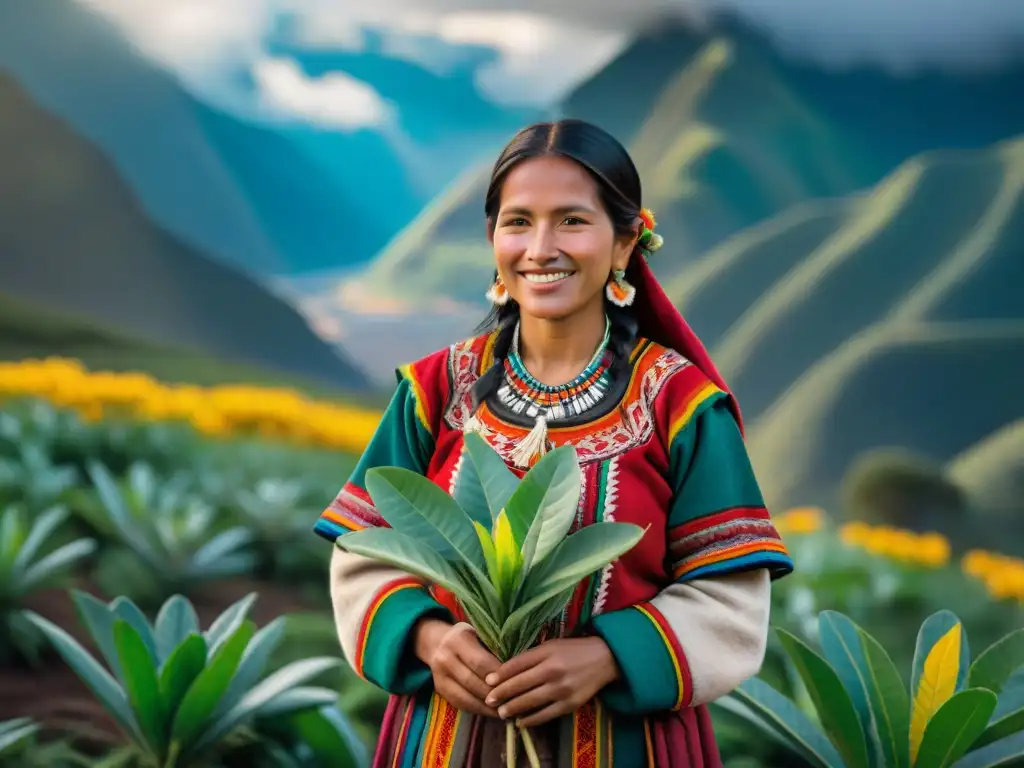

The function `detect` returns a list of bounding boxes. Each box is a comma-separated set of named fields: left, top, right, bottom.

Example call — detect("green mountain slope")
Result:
left=674, top=138, right=1024, bottom=509
left=696, top=139, right=1023, bottom=420
left=747, top=321, right=1024, bottom=509
left=0, top=73, right=370, bottom=392
left=355, top=32, right=873, bottom=309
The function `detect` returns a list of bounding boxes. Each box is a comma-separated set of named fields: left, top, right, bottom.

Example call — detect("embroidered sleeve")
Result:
left=590, top=370, right=792, bottom=714
left=664, top=392, right=792, bottom=582
left=314, top=353, right=452, bottom=695
left=313, top=370, right=435, bottom=540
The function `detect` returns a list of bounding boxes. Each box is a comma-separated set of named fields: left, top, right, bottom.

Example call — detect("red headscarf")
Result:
left=624, top=253, right=744, bottom=435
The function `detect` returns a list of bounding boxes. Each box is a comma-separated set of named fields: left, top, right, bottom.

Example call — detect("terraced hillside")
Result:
left=683, top=138, right=1024, bottom=509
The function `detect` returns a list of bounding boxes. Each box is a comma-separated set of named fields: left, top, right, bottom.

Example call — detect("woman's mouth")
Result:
left=521, top=270, right=576, bottom=284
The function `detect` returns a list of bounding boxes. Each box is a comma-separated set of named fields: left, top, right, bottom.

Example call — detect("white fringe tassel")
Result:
left=509, top=414, right=548, bottom=468
left=463, top=413, right=486, bottom=435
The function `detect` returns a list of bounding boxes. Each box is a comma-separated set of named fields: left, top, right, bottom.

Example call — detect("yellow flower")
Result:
left=839, top=521, right=871, bottom=546
left=838, top=521, right=949, bottom=570
left=916, top=533, right=951, bottom=568
left=777, top=507, right=825, bottom=535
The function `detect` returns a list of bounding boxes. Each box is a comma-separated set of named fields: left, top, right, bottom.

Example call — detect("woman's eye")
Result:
left=504, top=218, right=528, bottom=227
left=562, top=216, right=585, bottom=226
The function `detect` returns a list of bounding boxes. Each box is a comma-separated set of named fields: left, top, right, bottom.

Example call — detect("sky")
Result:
left=76, top=0, right=1024, bottom=132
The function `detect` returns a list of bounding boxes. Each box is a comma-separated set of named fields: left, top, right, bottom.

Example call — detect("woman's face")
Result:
left=490, top=155, right=636, bottom=322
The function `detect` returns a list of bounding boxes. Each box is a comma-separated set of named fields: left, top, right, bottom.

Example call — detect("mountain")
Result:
left=0, top=72, right=370, bottom=392
left=705, top=138, right=1024, bottom=509
left=0, top=0, right=283, bottom=275
left=0, top=0, right=533, bottom=275
left=342, top=15, right=1024, bottom=318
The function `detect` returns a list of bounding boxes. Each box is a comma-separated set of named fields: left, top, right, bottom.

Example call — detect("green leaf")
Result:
left=975, top=704, right=1024, bottom=750
left=335, top=527, right=501, bottom=638
left=503, top=522, right=643, bottom=637
left=455, top=432, right=519, bottom=526
left=0, top=718, right=39, bottom=756
left=11, top=505, right=68, bottom=574
left=212, top=617, right=287, bottom=719
left=364, top=466, right=486, bottom=571
left=205, top=592, right=257, bottom=657
left=505, top=587, right=574, bottom=657
left=18, top=539, right=97, bottom=593
left=111, top=597, right=158, bottom=666
left=819, top=612, right=883, bottom=768
left=113, top=619, right=167, bottom=756
left=504, top=444, right=580, bottom=553
left=154, top=596, right=201, bottom=666
left=950, top=731, right=1024, bottom=768
left=23, top=611, right=139, bottom=740
left=292, top=706, right=368, bottom=768
left=858, top=625, right=911, bottom=768
left=170, top=620, right=254, bottom=750
left=86, top=461, right=157, bottom=566
left=727, top=677, right=846, bottom=768
left=158, top=634, right=207, bottom=717
left=70, top=591, right=124, bottom=682
left=249, top=686, right=337, bottom=718
left=191, top=528, right=254, bottom=570
left=915, top=688, right=997, bottom=768
left=194, top=657, right=342, bottom=755
left=969, top=630, right=1024, bottom=695
left=777, top=628, right=871, bottom=768
left=0, top=508, right=24, bottom=570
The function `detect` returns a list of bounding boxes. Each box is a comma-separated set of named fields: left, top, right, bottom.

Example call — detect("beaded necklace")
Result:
left=496, top=317, right=612, bottom=466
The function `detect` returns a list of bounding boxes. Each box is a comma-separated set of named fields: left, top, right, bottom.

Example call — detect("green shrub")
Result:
left=841, top=449, right=966, bottom=534
left=715, top=610, right=1024, bottom=768
left=0, top=504, right=96, bottom=663
left=24, top=591, right=357, bottom=767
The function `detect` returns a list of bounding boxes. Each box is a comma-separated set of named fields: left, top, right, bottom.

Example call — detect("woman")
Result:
left=314, top=119, right=794, bottom=767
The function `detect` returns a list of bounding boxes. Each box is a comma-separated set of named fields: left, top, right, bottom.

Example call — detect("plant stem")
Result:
left=506, top=720, right=517, bottom=768
left=519, top=724, right=541, bottom=768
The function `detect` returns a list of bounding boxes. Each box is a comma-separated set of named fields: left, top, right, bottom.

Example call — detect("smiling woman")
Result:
left=314, top=119, right=794, bottom=767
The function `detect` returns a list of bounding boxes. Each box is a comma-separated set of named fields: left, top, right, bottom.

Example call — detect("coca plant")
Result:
left=336, top=433, right=645, bottom=768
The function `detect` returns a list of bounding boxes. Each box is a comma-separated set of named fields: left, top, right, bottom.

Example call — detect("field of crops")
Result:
left=1, top=359, right=1021, bottom=767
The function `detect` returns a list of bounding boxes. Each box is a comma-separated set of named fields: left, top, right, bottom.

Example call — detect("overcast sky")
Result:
left=75, top=0, right=1024, bottom=131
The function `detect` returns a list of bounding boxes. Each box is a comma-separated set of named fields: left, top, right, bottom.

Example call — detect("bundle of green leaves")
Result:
left=336, top=434, right=645, bottom=767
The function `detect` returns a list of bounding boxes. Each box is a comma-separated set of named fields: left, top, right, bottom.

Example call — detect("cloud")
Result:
left=75, top=0, right=1024, bottom=126
left=253, top=57, right=390, bottom=129
left=76, top=0, right=395, bottom=127
left=703, top=0, right=1024, bottom=73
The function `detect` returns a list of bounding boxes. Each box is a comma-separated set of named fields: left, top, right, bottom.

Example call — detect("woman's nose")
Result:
left=526, top=225, right=559, bottom=261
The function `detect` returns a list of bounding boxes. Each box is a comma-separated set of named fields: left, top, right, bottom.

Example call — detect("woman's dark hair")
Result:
left=472, top=119, right=644, bottom=408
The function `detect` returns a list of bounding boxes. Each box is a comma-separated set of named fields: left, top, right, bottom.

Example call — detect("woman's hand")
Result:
left=413, top=619, right=502, bottom=718
left=483, top=637, right=620, bottom=727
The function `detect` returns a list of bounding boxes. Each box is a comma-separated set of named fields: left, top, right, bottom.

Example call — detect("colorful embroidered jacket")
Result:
left=314, top=332, right=794, bottom=768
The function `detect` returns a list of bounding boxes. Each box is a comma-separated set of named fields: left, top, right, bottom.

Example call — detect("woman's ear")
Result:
left=612, top=218, right=643, bottom=270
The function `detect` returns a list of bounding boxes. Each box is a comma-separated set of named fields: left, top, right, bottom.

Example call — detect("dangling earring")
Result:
left=485, top=276, right=509, bottom=306
left=605, top=268, right=635, bottom=307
